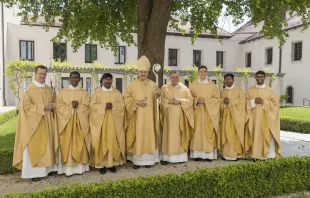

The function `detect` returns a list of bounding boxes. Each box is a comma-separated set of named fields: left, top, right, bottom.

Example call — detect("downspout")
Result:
left=1, top=3, right=6, bottom=106
left=279, top=47, right=282, bottom=73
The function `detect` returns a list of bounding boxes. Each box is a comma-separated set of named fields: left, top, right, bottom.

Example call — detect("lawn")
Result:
left=0, top=116, right=17, bottom=149
left=280, top=107, right=310, bottom=121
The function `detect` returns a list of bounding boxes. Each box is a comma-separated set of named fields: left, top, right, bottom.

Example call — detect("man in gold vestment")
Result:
left=90, top=73, right=126, bottom=174
left=245, top=70, right=280, bottom=160
left=55, top=71, right=91, bottom=176
left=124, top=55, right=161, bottom=169
left=220, top=74, right=245, bottom=161
left=13, top=65, right=57, bottom=181
left=189, top=65, right=221, bottom=161
left=160, top=71, right=194, bottom=164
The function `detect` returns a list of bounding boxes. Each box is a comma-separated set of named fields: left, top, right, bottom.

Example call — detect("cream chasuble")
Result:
left=189, top=80, right=221, bottom=160
left=90, top=87, right=126, bottom=168
left=220, top=84, right=245, bottom=160
left=55, top=85, right=91, bottom=176
left=160, top=82, right=194, bottom=163
left=124, top=79, right=159, bottom=166
left=13, top=81, right=57, bottom=178
left=245, top=84, right=280, bottom=159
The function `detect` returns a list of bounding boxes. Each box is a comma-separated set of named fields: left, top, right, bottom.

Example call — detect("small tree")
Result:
left=5, top=60, right=40, bottom=109
left=120, top=64, right=137, bottom=82
left=185, top=66, right=198, bottom=83
left=280, top=93, right=289, bottom=105
left=262, top=67, right=277, bottom=87
left=236, top=67, right=251, bottom=90
left=214, top=65, right=224, bottom=91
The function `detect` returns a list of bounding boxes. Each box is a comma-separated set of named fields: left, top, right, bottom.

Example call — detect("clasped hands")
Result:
left=168, top=98, right=181, bottom=105
left=254, top=97, right=264, bottom=104
left=44, top=103, right=55, bottom=111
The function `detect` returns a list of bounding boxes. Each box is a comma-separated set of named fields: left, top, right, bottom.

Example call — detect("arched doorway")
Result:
left=286, top=86, right=294, bottom=104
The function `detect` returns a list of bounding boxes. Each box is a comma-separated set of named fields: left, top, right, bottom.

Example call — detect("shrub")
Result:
left=0, top=110, right=17, bottom=125
left=3, top=156, right=310, bottom=198
left=0, top=148, right=17, bottom=175
left=280, top=117, right=310, bottom=133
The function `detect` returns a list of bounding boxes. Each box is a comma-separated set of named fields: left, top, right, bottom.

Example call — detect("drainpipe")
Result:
left=1, top=3, right=6, bottom=106
left=279, top=47, right=282, bottom=73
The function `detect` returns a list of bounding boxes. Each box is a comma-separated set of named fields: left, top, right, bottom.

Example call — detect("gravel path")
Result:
left=0, top=159, right=238, bottom=196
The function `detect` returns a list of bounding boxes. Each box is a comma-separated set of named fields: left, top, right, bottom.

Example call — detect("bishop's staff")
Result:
left=152, top=63, right=162, bottom=164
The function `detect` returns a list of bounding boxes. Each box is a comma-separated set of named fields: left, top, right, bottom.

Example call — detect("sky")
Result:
left=218, top=15, right=249, bottom=33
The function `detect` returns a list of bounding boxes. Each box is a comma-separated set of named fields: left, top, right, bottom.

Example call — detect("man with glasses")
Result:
left=245, top=70, right=280, bottom=161
left=13, top=65, right=58, bottom=181
left=124, top=55, right=161, bottom=169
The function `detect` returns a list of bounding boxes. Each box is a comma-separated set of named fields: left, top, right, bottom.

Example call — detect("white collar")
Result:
left=102, top=86, right=113, bottom=91
left=256, top=84, right=266, bottom=88
left=69, top=84, right=80, bottom=90
left=199, top=78, right=208, bottom=84
left=225, top=84, right=235, bottom=90
left=33, top=80, right=45, bottom=87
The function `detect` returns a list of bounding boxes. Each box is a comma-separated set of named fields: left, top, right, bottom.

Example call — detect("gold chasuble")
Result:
left=55, top=85, right=91, bottom=175
left=13, top=82, right=57, bottom=178
left=90, top=87, right=126, bottom=168
left=245, top=85, right=280, bottom=159
left=160, top=82, right=194, bottom=163
left=189, top=80, right=221, bottom=160
left=220, top=85, right=245, bottom=160
left=124, top=79, right=159, bottom=166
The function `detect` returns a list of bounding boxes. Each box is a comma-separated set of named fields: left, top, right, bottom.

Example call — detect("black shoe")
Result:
left=48, top=171, right=57, bottom=176
left=133, top=165, right=140, bottom=169
left=32, top=178, right=41, bottom=181
left=144, top=165, right=152, bottom=168
left=161, top=161, right=168, bottom=165
left=99, top=167, right=106, bottom=174
left=109, top=167, right=116, bottom=173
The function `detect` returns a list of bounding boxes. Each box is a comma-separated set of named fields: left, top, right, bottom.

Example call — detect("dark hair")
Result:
left=100, top=73, right=113, bottom=83
left=198, top=65, right=208, bottom=72
left=34, top=65, right=47, bottom=73
left=255, top=70, right=266, bottom=77
left=70, top=71, right=80, bottom=78
left=224, top=73, right=234, bottom=79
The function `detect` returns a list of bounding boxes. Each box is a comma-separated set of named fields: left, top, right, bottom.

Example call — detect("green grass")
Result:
left=280, top=107, right=310, bottom=121
left=0, top=116, right=17, bottom=149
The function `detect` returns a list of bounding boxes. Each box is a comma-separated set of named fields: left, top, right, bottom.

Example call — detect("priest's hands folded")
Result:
left=168, top=98, right=181, bottom=105
left=136, top=100, right=147, bottom=107
left=255, top=97, right=264, bottom=104
left=198, top=97, right=205, bottom=104
left=223, top=97, right=229, bottom=104
left=72, top=100, right=79, bottom=108
left=106, top=102, right=113, bottom=109
left=44, top=103, right=55, bottom=111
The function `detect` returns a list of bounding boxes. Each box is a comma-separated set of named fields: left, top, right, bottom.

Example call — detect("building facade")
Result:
left=1, top=7, right=309, bottom=106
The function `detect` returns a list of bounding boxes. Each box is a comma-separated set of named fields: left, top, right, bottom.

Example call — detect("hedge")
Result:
left=0, top=148, right=17, bottom=175
left=0, top=109, right=17, bottom=125
left=3, top=156, right=310, bottom=198
left=280, top=117, right=310, bottom=133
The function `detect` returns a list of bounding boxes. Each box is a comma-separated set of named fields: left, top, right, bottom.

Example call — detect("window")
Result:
left=193, top=50, right=201, bottom=67
left=114, top=46, right=126, bottom=64
left=164, top=79, right=167, bottom=84
left=85, top=44, right=97, bottom=63
left=216, top=51, right=224, bottom=68
left=212, top=80, right=217, bottom=84
left=116, top=78, right=123, bottom=93
left=292, top=42, right=302, bottom=61
left=86, top=77, right=91, bottom=95
left=53, top=43, right=67, bottom=61
left=184, top=79, right=189, bottom=87
left=61, top=77, right=83, bottom=88
left=20, top=40, right=34, bottom=61
left=168, top=49, right=178, bottom=66
left=265, top=47, right=273, bottom=65
left=245, top=52, right=252, bottom=67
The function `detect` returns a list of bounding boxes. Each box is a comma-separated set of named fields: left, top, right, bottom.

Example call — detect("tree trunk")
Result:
left=137, top=0, right=173, bottom=88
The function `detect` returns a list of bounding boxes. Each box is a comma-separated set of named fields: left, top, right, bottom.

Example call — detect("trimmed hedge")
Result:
left=0, top=109, right=17, bottom=125
left=280, top=117, right=310, bottom=133
left=3, top=156, right=310, bottom=198
left=0, top=148, right=17, bottom=174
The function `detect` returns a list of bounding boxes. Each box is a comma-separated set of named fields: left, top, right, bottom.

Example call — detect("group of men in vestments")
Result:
left=13, top=55, right=280, bottom=181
